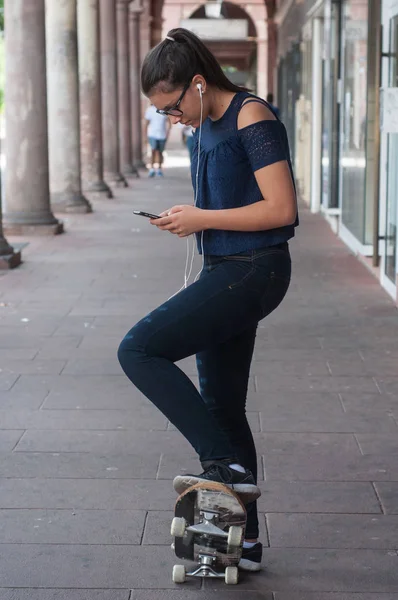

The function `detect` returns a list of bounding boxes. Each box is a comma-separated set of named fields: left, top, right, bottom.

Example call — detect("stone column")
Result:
left=267, top=17, right=277, bottom=95
left=116, top=0, right=138, bottom=177
left=45, top=0, right=92, bottom=213
left=77, top=0, right=112, bottom=199
left=3, top=0, right=63, bottom=235
left=129, top=2, right=145, bottom=170
left=99, top=0, right=127, bottom=188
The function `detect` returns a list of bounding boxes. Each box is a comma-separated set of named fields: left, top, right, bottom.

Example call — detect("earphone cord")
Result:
left=188, top=87, right=204, bottom=284
left=168, top=86, right=204, bottom=300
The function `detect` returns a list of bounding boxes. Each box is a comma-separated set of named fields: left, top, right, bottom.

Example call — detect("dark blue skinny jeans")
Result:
left=118, top=242, right=291, bottom=538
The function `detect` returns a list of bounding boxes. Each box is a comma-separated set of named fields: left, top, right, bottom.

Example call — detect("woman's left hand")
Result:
left=150, top=205, right=207, bottom=237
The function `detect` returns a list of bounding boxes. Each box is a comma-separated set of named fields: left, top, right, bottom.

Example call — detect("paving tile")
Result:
left=252, top=432, right=361, bottom=455
left=0, top=508, right=146, bottom=544
left=274, top=594, right=398, bottom=599
left=0, top=373, right=19, bottom=391
left=373, top=483, right=398, bottom=513
left=0, top=592, right=130, bottom=600
left=0, top=348, right=38, bottom=360
left=263, top=452, right=398, bottom=481
left=251, top=358, right=330, bottom=376
left=247, top=391, right=343, bottom=413
left=13, top=375, right=151, bottom=409
left=355, top=434, right=398, bottom=455
left=0, top=544, right=200, bottom=589
left=0, top=430, right=24, bottom=451
left=0, top=335, right=57, bottom=348
left=0, top=452, right=160, bottom=479
left=201, top=549, right=398, bottom=592
left=0, top=478, right=177, bottom=510
left=255, top=375, right=379, bottom=394
left=62, top=358, right=123, bottom=376
left=340, top=393, right=398, bottom=414
left=35, top=336, right=82, bottom=359
left=0, top=408, right=167, bottom=431
left=14, top=430, right=192, bottom=454
left=267, top=513, right=398, bottom=548
left=0, top=359, right=66, bottom=375
left=132, top=592, right=272, bottom=600
left=374, top=379, right=398, bottom=395
left=256, top=481, right=381, bottom=513
left=259, top=412, right=397, bottom=432
left=0, top=389, right=50, bottom=409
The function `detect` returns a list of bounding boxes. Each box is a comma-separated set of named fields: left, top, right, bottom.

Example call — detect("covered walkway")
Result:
left=0, top=154, right=398, bottom=598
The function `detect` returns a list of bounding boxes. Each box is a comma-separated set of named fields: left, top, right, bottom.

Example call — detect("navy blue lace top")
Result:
left=191, top=91, right=298, bottom=256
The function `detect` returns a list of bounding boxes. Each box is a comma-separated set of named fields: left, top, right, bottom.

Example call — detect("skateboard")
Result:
left=170, top=481, right=246, bottom=585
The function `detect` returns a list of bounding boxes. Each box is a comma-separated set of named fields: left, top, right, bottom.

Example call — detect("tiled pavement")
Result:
left=1, top=148, right=398, bottom=599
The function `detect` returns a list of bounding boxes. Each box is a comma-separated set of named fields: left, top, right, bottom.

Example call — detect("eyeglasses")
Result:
left=156, top=80, right=191, bottom=116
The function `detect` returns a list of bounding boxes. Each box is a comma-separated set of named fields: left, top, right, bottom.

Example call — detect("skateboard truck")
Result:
left=187, top=553, right=224, bottom=579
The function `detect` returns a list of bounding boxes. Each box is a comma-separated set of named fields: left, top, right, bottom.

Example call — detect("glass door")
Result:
left=384, top=15, right=398, bottom=283
left=321, top=0, right=341, bottom=209
left=339, top=0, right=369, bottom=243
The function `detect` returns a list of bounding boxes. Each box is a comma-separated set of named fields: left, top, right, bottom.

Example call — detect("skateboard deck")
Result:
left=171, top=481, right=246, bottom=584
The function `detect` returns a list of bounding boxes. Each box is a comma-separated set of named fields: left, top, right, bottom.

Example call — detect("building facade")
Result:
left=276, top=0, right=398, bottom=304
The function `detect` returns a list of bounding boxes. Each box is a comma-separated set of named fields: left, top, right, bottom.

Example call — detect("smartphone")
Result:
left=133, top=210, right=161, bottom=219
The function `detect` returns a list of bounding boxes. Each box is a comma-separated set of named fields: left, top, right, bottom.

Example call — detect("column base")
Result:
left=122, top=164, right=140, bottom=179
left=51, top=192, right=92, bottom=214
left=105, top=172, right=129, bottom=189
left=134, top=159, right=147, bottom=170
left=4, top=222, right=64, bottom=236
left=0, top=249, right=22, bottom=269
left=84, top=180, right=114, bottom=200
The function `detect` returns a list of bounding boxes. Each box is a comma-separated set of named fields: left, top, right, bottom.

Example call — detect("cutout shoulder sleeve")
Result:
left=238, top=120, right=287, bottom=172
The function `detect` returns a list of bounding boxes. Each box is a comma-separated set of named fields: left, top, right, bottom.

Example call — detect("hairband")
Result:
left=165, top=35, right=175, bottom=42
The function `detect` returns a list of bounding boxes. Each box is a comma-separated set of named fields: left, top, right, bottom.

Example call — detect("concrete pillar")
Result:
left=99, top=0, right=127, bottom=188
left=129, top=2, right=145, bottom=169
left=267, top=17, right=278, bottom=95
left=77, top=0, right=112, bottom=199
left=45, top=0, right=92, bottom=213
left=3, top=0, right=63, bottom=235
left=116, top=0, right=138, bottom=177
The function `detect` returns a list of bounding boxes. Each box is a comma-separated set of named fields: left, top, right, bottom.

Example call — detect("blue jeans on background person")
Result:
left=148, top=137, right=166, bottom=152
left=118, top=243, right=291, bottom=539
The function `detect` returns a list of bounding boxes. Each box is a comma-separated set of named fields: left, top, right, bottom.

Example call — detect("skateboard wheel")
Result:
left=225, top=566, right=239, bottom=585
left=227, top=525, right=244, bottom=547
left=171, top=516, right=186, bottom=538
left=172, top=564, right=186, bottom=583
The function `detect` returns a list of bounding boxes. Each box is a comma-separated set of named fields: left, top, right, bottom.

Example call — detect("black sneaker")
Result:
left=173, top=460, right=261, bottom=504
left=239, top=542, right=263, bottom=572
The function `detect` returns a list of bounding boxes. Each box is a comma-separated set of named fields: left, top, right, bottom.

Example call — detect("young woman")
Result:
left=118, top=28, right=298, bottom=572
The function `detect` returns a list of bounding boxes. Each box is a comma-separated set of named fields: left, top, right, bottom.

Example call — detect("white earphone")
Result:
left=196, top=82, right=203, bottom=95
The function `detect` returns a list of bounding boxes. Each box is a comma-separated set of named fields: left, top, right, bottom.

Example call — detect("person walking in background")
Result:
left=145, top=103, right=171, bottom=177
left=266, top=93, right=280, bottom=119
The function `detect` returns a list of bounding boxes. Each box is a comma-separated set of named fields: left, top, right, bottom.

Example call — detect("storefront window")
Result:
left=340, top=0, right=369, bottom=243
left=321, top=0, right=341, bottom=209
left=385, top=16, right=398, bottom=283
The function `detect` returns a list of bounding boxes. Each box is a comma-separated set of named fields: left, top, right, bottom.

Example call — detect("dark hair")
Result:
left=141, top=28, right=249, bottom=95
left=266, top=93, right=274, bottom=103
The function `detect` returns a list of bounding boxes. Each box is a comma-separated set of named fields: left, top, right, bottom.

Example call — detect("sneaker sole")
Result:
left=238, top=558, right=262, bottom=572
left=173, top=475, right=261, bottom=504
